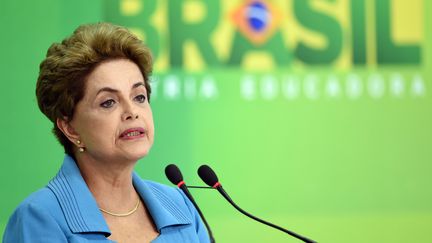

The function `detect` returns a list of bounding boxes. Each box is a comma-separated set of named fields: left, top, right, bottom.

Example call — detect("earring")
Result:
left=76, top=140, right=84, bottom=152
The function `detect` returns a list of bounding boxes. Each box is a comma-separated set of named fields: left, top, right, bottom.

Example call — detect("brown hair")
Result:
left=36, top=22, right=153, bottom=156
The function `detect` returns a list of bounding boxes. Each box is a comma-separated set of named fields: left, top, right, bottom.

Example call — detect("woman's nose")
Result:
left=121, top=103, right=139, bottom=121
left=122, top=112, right=139, bottom=121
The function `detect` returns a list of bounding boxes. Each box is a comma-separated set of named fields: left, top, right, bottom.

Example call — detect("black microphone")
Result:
left=197, top=165, right=316, bottom=243
left=165, top=164, right=216, bottom=243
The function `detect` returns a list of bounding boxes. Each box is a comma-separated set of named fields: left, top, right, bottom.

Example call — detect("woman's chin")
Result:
left=117, top=140, right=153, bottom=161
left=134, top=150, right=150, bottom=161
left=124, top=146, right=152, bottom=162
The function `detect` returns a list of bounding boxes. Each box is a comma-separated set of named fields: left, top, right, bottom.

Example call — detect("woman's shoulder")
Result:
left=3, top=187, right=69, bottom=242
left=13, top=187, right=60, bottom=214
left=7, top=186, right=64, bottom=226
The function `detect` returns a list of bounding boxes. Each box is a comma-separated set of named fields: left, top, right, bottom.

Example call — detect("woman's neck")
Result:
left=75, top=153, right=139, bottom=214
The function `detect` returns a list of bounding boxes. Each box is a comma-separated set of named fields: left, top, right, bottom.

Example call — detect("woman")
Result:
left=3, top=23, right=210, bottom=243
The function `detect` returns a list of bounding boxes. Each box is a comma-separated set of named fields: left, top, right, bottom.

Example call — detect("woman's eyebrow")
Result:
left=96, top=82, right=145, bottom=96
left=132, top=82, right=145, bottom=89
left=96, top=87, right=118, bottom=96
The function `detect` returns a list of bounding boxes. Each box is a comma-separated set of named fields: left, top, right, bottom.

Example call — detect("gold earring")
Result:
left=77, top=140, right=81, bottom=144
left=79, top=147, right=85, bottom=153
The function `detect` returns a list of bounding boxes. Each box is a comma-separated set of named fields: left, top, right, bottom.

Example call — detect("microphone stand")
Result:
left=179, top=183, right=215, bottom=243
left=215, top=185, right=316, bottom=243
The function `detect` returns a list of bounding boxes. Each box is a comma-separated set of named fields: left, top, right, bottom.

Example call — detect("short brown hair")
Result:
left=36, top=22, right=153, bottom=156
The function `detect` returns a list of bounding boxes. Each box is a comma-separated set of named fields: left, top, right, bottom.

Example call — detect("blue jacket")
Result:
left=3, top=155, right=210, bottom=243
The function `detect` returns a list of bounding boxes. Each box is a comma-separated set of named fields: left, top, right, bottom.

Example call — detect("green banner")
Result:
left=0, top=0, right=431, bottom=242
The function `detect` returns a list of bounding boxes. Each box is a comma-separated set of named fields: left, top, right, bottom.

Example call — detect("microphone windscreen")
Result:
left=165, top=164, right=183, bottom=185
left=198, top=165, right=219, bottom=187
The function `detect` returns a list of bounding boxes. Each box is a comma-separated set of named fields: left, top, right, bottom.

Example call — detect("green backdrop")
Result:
left=1, top=0, right=431, bottom=242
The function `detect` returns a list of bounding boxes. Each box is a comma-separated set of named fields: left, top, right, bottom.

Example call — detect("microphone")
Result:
left=165, top=164, right=216, bottom=243
left=197, top=165, right=316, bottom=243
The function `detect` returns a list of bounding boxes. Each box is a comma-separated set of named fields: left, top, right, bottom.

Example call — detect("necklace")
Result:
left=99, top=199, right=140, bottom=217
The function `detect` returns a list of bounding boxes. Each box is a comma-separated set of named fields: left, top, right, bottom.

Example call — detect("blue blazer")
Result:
left=3, top=155, right=210, bottom=243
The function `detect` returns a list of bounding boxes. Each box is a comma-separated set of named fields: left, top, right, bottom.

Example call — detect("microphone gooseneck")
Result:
left=165, top=164, right=216, bottom=243
left=197, top=165, right=316, bottom=243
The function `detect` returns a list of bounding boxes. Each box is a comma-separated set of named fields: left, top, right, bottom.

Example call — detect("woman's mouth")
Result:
left=119, top=127, right=146, bottom=140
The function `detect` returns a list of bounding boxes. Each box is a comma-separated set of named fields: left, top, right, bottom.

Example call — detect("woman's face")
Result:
left=69, top=59, right=154, bottom=163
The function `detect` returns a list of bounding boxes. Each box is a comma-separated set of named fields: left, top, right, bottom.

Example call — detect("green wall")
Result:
left=1, top=0, right=431, bottom=242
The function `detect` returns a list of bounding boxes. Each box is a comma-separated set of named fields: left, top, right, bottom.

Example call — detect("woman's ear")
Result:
left=56, top=117, right=80, bottom=144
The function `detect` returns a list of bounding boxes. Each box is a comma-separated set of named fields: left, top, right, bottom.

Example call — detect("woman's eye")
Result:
left=134, top=94, right=147, bottom=103
left=100, top=99, right=116, bottom=108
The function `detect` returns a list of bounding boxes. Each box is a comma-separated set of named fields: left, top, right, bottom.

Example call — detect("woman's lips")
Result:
left=119, top=127, right=146, bottom=140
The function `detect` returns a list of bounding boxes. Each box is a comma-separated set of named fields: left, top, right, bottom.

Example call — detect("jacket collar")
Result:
left=47, top=155, right=190, bottom=235
left=133, top=173, right=192, bottom=230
